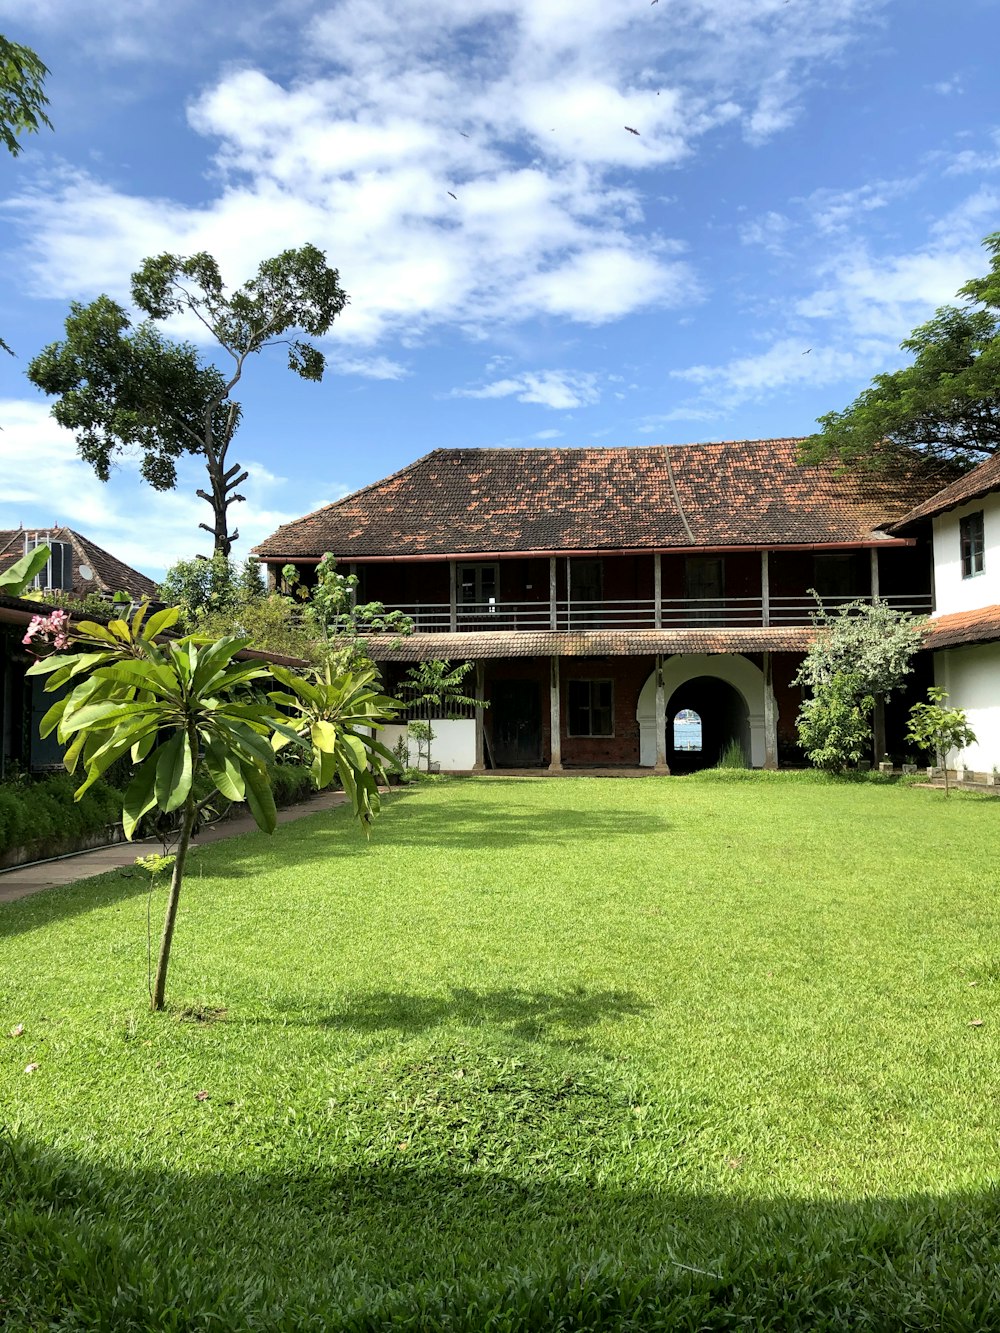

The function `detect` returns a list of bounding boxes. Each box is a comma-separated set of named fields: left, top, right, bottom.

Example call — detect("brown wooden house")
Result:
left=253, top=439, right=945, bottom=771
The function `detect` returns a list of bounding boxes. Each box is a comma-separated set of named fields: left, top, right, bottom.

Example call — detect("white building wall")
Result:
left=380, top=720, right=477, bottom=771
left=931, top=492, right=1000, bottom=616
left=934, top=643, right=1000, bottom=774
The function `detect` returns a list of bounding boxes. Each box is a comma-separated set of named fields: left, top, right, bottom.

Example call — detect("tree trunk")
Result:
left=151, top=794, right=197, bottom=1012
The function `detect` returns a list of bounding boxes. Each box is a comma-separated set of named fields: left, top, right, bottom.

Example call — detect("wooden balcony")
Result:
left=378, top=593, right=932, bottom=635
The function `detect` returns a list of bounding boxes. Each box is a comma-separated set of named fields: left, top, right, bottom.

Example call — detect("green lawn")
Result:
left=2, top=773, right=999, bottom=1330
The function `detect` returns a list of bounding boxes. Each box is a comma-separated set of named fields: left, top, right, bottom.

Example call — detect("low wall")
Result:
left=381, top=720, right=477, bottom=771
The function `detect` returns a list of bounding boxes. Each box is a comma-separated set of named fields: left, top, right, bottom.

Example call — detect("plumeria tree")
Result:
left=26, top=603, right=399, bottom=1010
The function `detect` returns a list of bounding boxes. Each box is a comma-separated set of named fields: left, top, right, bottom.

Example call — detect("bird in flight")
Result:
left=447, top=191, right=457, bottom=200
left=625, top=126, right=640, bottom=135
left=802, top=348, right=812, bottom=355
left=459, top=132, right=469, bottom=138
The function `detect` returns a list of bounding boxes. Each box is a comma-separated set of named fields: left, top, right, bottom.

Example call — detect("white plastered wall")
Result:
left=933, top=643, right=1000, bottom=773
left=931, top=492, right=1000, bottom=616
left=635, top=654, right=768, bottom=768
left=381, top=720, right=477, bottom=771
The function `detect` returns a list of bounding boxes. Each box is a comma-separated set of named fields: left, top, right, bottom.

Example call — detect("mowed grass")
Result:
left=2, top=773, right=999, bottom=1330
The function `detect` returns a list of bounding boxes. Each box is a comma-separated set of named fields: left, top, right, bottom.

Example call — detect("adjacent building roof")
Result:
left=254, top=439, right=947, bottom=562
left=891, top=453, right=1000, bottom=531
left=922, top=604, right=1000, bottom=650
left=0, top=527, right=157, bottom=600
left=361, top=627, right=816, bottom=662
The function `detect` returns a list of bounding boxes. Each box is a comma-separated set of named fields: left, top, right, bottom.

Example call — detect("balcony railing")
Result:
left=378, top=594, right=932, bottom=634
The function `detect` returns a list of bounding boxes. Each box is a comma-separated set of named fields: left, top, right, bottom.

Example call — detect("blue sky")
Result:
left=1, top=0, right=998, bottom=578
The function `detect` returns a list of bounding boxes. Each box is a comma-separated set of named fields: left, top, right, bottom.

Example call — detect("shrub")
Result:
left=0, top=773, right=123, bottom=856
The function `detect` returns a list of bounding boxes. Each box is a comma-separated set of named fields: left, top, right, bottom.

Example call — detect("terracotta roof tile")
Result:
left=891, top=453, right=1000, bottom=530
left=922, top=604, right=1000, bottom=649
left=0, top=528, right=157, bottom=599
left=253, top=440, right=946, bottom=561
left=361, top=627, right=816, bottom=661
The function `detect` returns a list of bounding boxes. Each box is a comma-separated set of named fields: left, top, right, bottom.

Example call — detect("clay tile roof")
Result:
left=922, top=604, right=1000, bottom=650
left=890, top=453, right=1000, bottom=531
left=0, top=528, right=157, bottom=600
left=360, top=627, right=816, bottom=662
left=253, top=440, right=948, bottom=561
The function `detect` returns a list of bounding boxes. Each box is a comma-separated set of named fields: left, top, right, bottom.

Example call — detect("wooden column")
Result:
left=548, top=656, right=563, bottom=771
left=449, top=560, right=457, bottom=632
left=760, top=550, right=770, bottom=627
left=549, top=556, right=558, bottom=630
left=763, top=650, right=778, bottom=770
left=348, top=561, right=357, bottom=608
left=473, top=661, right=485, bottom=771
left=653, top=654, right=669, bottom=773
left=870, top=547, right=880, bottom=600
left=654, top=553, right=662, bottom=629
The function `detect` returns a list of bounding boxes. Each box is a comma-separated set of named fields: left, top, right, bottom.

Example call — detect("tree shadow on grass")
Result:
left=0, top=865, right=161, bottom=941
left=258, top=985, right=651, bottom=1044
left=4, top=1128, right=998, bottom=1332
left=207, top=797, right=672, bottom=880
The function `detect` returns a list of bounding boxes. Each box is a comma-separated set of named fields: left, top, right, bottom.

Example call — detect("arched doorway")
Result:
left=636, top=654, right=768, bottom=767
left=666, top=677, right=748, bottom=771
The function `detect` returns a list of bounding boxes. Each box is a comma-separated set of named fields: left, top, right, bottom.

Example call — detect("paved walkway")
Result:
left=0, top=791, right=347, bottom=906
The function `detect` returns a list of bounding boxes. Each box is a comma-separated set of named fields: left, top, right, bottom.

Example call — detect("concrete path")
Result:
left=0, top=791, right=347, bottom=906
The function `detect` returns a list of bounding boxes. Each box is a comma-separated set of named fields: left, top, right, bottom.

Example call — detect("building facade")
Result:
left=892, top=453, right=1000, bottom=774
left=254, top=439, right=945, bottom=772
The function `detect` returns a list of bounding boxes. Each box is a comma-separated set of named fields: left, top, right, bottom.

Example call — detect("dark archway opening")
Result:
left=666, top=676, right=750, bottom=772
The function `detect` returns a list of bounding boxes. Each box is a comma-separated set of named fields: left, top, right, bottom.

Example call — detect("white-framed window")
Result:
left=960, top=511, right=985, bottom=578
left=28, top=536, right=73, bottom=592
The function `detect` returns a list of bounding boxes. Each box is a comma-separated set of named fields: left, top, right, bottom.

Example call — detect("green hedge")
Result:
left=0, top=774, right=123, bottom=857
left=0, top=765, right=326, bottom=860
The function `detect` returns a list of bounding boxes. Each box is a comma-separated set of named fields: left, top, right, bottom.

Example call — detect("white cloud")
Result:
left=4, top=0, right=887, bottom=346
left=531, top=428, right=564, bottom=439
left=944, top=129, right=1000, bottom=176
left=661, top=190, right=998, bottom=416
left=329, top=355, right=410, bottom=380
left=739, top=210, right=792, bottom=253
left=804, top=177, right=917, bottom=234
left=0, top=399, right=306, bottom=577
left=450, top=370, right=600, bottom=410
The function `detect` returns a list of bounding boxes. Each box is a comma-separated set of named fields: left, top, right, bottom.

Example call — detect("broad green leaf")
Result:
left=60, top=699, right=160, bottom=737
left=241, top=760, right=277, bottom=834
left=144, top=604, right=181, bottom=641
left=38, top=696, right=68, bottom=739
left=132, top=729, right=157, bottom=763
left=190, top=636, right=250, bottom=694
left=0, top=543, right=50, bottom=595
left=154, top=731, right=193, bottom=813
left=203, top=738, right=246, bottom=801
left=310, top=719, right=338, bottom=752
left=122, top=757, right=159, bottom=840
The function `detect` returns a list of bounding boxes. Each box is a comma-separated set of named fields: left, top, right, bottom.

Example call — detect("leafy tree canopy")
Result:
left=0, top=34, right=50, bottom=157
left=800, top=231, right=1000, bottom=475
left=27, top=246, right=348, bottom=556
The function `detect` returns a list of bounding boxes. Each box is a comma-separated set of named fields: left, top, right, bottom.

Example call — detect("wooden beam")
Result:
left=549, top=556, right=558, bottom=630
left=870, top=547, right=880, bottom=600
left=654, top=552, right=662, bottom=630
left=449, top=560, right=457, bottom=633
left=761, top=550, right=770, bottom=627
